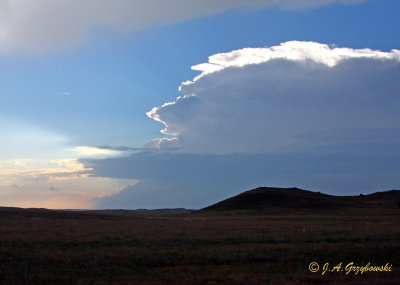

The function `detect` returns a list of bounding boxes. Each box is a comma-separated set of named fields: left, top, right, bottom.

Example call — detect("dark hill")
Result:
left=202, top=187, right=400, bottom=211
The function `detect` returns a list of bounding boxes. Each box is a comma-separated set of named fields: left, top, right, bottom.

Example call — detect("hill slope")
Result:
left=202, top=187, right=400, bottom=211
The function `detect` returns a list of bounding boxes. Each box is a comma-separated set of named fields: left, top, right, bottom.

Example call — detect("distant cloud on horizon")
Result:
left=0, top=0, right=365, bottom=54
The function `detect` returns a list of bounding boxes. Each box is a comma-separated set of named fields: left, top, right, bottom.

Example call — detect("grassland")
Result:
left=0, top=206, right=398, bottom=284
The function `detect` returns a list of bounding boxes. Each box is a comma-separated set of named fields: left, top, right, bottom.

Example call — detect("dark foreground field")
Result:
left=0, top=188, right=399, bottom=284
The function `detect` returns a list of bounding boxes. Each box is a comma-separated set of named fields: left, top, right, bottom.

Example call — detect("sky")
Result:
left=0, top=0, right=399, bottom=209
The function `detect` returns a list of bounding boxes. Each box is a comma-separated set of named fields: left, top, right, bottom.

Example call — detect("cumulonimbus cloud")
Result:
left=0, top=0, right=364, bottom=53
left=147, top=41, right=400, bottom=154
left=85, top=40, right=400, bottom=208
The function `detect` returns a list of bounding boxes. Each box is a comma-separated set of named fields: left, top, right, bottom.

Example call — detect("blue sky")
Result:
left=0, top=0, right=399, bottom=209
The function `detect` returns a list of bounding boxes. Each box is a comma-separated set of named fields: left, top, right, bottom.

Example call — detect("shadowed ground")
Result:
left=0, top=187, right=399, bottom=284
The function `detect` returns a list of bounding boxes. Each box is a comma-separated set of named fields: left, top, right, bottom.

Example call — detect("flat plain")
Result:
left=0, top=188, right=399, bottom=284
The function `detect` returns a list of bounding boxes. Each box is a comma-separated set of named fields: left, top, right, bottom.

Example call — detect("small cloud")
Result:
left=96, top=145, right=140, bottom=151
left=73, top=146, right=123, bottom=158
left=62, top=92, right=72, bottom=95
left=0, top=158, right=92, bottom=186
left=7, top=159, right=30, bottom=167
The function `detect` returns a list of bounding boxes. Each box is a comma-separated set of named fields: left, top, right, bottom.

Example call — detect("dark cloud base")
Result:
left=84, top=146, right=400, bottom=209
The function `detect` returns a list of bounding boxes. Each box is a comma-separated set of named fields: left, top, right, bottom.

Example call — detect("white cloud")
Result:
left=72, top=146, right=122, bottom=158
left=85, top=41, right=400, bottom=208
left=147, top=41, right=400, bottom=154
left=0, top=0, right=365, bottom=53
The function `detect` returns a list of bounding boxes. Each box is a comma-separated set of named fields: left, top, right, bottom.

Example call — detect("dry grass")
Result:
left=0, top=208, right=398, bottom=284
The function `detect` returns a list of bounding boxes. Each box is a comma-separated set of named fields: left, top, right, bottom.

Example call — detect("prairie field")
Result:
left=0, top=207, right=398, bottom=284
